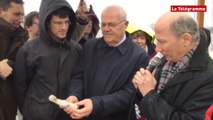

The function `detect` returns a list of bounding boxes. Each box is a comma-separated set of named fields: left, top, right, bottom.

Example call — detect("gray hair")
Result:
left=119, top=7, right=127, bottom=21
left=102, top=5, right=127, bottom=21
left=170, top=15, right=200, bottom=43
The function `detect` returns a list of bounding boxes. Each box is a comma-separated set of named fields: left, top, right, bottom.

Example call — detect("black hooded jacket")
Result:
left=13, top=0, right=82, bottom=119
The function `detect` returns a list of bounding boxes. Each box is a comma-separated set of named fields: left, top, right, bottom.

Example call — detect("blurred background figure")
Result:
left=126, top=23, right=156, bottom=59
left=24, top=11, right=39, bottom=40
left=78, top=4, right=100, bottom=47
left=199, top=27, right=213, bottom=59
left=126, top=23, right=156, bottom=120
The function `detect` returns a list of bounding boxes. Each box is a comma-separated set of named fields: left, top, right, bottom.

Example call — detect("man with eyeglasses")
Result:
left=0, top=0, right=28, bottom=119
left=13, top=0, right=82, bottom=119
left=63, top=5, right=149, bottom=120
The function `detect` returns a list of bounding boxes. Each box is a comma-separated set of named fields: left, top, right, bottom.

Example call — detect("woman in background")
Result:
left=127, top=23, right=156, bottom=59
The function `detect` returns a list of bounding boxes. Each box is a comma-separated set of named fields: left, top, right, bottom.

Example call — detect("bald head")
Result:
left=155, top=12, right=199, bottom=42
left=156, top=12, right=188, bottom=24
left=155, top=12, right=188, bottom=30
left=101, top=5, right=127, bottom=21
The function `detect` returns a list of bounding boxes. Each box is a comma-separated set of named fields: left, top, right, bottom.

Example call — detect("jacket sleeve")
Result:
left=13, top=46, right=31, bottom=112
left=68, top=50, right=83, bottom=100
left=71, top=17, right=88, bottom=42
left=90, top=83, right=135, bottom=117
left=140, top=78, right=213, bottom=120
left=90, top=53, right=149, bottom=117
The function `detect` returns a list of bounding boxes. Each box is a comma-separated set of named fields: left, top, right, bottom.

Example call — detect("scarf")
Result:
left=157, top=42, right=199, bottom=93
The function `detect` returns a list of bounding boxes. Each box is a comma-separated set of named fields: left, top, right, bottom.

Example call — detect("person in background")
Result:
left=133, top=12, right=213, bottom=120
left=78, top=4, right=100, bottom=47
left=72, top=0, right=90, bottom=42
left=199, top=27, right=211, bottom=47
left=199, top=27, right=213, bottom=59
left=0, top=0, right=28, bottom=119
left=13, top=0, right=82, bottom=119
left=63, top=5, right=149, bottom=120
left=126, top=23, right=156, bottom=120
left=24, top=11, right=39, bottom=40
left=126, top=23, right=156, bottom=59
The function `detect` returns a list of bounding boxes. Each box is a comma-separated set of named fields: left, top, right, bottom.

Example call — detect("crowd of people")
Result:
left=0, top=0, right=213, bottom=120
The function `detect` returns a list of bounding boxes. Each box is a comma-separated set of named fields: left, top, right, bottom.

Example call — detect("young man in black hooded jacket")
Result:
left=13, top=0, right=82, bottom=119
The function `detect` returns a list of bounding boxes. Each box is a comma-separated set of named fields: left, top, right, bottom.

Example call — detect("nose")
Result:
left=137, top=38, right=143, bottom=42
left=135, top=39, right=141, bottom=44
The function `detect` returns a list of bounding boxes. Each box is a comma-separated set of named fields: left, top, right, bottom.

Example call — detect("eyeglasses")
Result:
left=101, top=20, right=126, bottom=28
left=33, top=22, right=39, bottom=25
left=51, top=20, right=71, bottom=26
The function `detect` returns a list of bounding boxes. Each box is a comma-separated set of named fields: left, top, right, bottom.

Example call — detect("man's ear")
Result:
left=124, top=20, right=129, bottom=29
left=182, top=33, right=192, bottom=47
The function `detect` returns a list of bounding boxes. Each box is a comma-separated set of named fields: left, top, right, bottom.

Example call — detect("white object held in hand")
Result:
left=48, top=95, right=78, bottom=110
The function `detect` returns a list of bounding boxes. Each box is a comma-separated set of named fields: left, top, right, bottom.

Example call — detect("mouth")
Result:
left=103, top=35, right=112, bottom=39
left=59, top=32, right=67, bottom=35
left=103, top=34, right=112, bottom=37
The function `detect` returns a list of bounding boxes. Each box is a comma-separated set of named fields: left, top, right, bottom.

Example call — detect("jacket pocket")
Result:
left=23, top=93, right=53, bottom=120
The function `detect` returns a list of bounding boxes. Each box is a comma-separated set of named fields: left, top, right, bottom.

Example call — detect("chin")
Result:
left=59, top=35, right=66, bottom=39
left=104, top=39, right=113, bottom=44
left=166, top=58, right=177, bottom=62
left=56, top=37, right=65, bottom=40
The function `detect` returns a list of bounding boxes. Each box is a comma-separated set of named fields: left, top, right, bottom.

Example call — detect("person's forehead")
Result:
left=9, top=2, right=24, bottom=10
left=101, top=15, right=121, bottom=23
left=7, top=2, right=24, bottom=14
left=51, top=16, right=69, bottom=20
left=102, top=9, right=121, bottom=20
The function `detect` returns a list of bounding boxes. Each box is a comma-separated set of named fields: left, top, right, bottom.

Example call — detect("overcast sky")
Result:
left=23, top=0, right=212, bottom=27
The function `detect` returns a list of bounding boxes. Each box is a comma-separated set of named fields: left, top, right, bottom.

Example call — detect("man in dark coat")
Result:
left=133, top=12, right=213, bottom=120
left=0, top=0, right=27, bottom=120
left=13, top=0, right=82, bottom=119
left=63, top=5, right=149, bottom=120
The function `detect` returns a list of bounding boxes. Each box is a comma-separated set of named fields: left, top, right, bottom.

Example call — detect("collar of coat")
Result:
left=0, top=18, right=17, bottom=34
left=97, top=32, right=133, bottom=55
